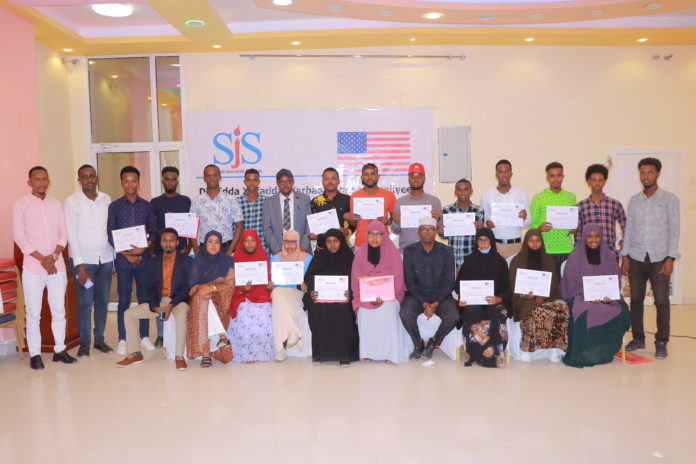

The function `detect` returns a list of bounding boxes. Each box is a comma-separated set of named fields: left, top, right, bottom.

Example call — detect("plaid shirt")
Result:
left=575, top=195, right=626, bottom=254
left=238, top=194, right=268, bottom=253
left=442, top=202, right=485, bottom=268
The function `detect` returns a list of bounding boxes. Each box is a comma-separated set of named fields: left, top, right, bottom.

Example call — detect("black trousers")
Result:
left=628, top=256, right=671, bottom=343
left=399, top=295, right=459, bottom=347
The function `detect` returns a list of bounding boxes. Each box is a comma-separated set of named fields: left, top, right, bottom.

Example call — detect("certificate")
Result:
left=165, top=213, right=199, bottom=239
left=514, top=268, right=552, bottom=297
left=546, top=206, right=578, bottom=230
left=400, top=205, right=432, bottom=228
left=443, top=213, right=475, bottom=236
left=271, top=261, right=304, bottom=286
left=112, top=225, right=148, bottom=253
left=491, top=203, right=524, bottom=227
left=583, top=275, right=621, bottom=301
left=315, top=275, right=349, bottom=302
left=459, top=280, right=495, bottom=305
left=359, top=275, right=395, bottom=303
left=353, top=197, right=384, bottom=220
left=307, top=209, right=340, bottom=235
left=234, top=261, right=268, bottom=285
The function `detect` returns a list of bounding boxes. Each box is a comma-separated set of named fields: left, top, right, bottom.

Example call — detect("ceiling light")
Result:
left=644, top=2, right=663, bottom=10
left=161, top=103, right=167, bottom=107
left=423, top=12, right=443, bottom=20
left=88, top=60, right=95, bottom=65
left=478, top=13, right=496, bottom=21
left=410, top=37, right=416, bottom=42
left=212, top=44, right=222, bottom=49
left=524, top=37, right=535, bottom=42
left=291, top=41, right=301, bottom=46
left=91, top=3, right=133, bottom=18
left=529, top=13, right=544, bottom=20
left=63, top=48, right=73, bottom=53
left=377, top=10, right=393, bottom=17
left=637, top=37, right=649, bottom=42
left=586, top=9, right=605, bottom=16
left=327, top=5, right=343, bottom=13
left=170, top=63, right=180, bottom=67
left=272, top=0, right=293, bottom=5
left=184, top=19, right=206, bottom=27
left=111, top=75, right=119, bottom=79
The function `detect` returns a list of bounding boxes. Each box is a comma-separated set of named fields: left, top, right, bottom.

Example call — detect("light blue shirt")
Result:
left=621, top=188, right=680, bottom=262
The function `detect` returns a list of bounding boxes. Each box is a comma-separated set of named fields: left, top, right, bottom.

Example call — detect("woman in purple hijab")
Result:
left=351, top=221, right=407, bottom=364
left=560, top=223, right=630, bottom=367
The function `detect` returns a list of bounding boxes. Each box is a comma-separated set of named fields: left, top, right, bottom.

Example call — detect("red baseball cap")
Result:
left=408, top=162, right=425, bottom=175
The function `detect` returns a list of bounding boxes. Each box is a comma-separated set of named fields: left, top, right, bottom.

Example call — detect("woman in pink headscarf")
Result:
left=351, top=220, right=407, bottom=364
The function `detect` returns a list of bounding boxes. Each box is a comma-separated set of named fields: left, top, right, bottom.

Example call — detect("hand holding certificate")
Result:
left=400, top=205, right=431, bottom=228
left=359, top=275, right=395, bottom=303
left=234, top=261, right=268, bottom=285
left=271, top=261, right=304, bottom=286
left=443, top=213, right=475, bottom=237
left=459, top=280, right=495, bottom=305
left=165, top=213, right=199, bottom=239
left=353, top=197, right=384, bottom=220
left=546, top=206, right=578, bottom=230
left=491, top=203, right=524, bottom=227
left=315, top=275, right=349, bottom=302
left=307, top=209, right=340, bottom=235
left=582, top=275, right=620, bottom=301
left=112, top=225, right=148, bottom=253
left=514, top=268, right=552, bottom=297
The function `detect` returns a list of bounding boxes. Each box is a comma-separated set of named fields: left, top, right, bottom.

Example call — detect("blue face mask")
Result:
left=479, top=247, right=491, bottom=254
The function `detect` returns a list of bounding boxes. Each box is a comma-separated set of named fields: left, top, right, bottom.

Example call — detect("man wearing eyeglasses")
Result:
left=262, top=169, right=312, bottom=255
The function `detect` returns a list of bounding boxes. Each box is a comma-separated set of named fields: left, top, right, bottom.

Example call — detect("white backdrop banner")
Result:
left=184, top=108, right=435, bottom=197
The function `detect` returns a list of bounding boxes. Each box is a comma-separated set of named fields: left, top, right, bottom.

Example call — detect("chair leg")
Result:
left=13, top=321, right=25, bottom=360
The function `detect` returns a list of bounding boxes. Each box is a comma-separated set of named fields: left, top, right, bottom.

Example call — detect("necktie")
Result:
left=283, top=197, right=291, bottom=231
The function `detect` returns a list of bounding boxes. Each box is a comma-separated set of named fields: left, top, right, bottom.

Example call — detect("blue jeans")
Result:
left=116, top=266, right=156, bottom=341
left=70, top=259, right=113, bottom=346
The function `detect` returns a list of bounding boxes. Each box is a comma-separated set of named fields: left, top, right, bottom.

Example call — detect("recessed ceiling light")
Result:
left=327, top=5, right=343, bottom=13
left=184, top=19, right=206, bottom=27
left=524, top=37, right=535, bottom=42
left=272, top=0, right=293, bottom=5
left=529, top=13, right=544, bottom=21
left=212, top=44, right=222, bottom=49
left=291, top=41, right=301, bottom=46
left=423, top=12, right=443, bottom=20
left=637, top=37, right=649, bottom=42
left=170, top=63, right=180, bottom=67
left=586, top=9, right=605, bottom=16
left=354, top=55, right=362, bottom=58
left=88, top=60, right=95, bottom=65
left=410, top=37, right=416, bottom=42
left=479, top=13, right=496, bottom=21
left=111, top=75, right=119, bottom=79
left=63, top=48, right=73, bottom=52
left=644, top=2, right=663, bottom=10
left=91, top=3, right=133, bottom=18
left=161, top=103, right=167, bottom=107
left=377, top=10, right=393, bottom=17
left=147, top=97, right=152, bottom=100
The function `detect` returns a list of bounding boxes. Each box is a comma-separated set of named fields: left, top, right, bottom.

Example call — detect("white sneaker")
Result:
left=519, top=351, right=532, bottom=362
left=141, top=337, right=155, bottom=351
left=274, top=348, right=287, bottom=362
left=549, top=350, right=562, bottom=363
left=116, top=340, right=127, bottom=356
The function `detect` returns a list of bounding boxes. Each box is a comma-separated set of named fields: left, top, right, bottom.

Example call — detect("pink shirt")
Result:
left=13, top=194, right=68, bottom=275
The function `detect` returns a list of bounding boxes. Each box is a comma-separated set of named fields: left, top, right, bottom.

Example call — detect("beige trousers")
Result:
left=125, top=297, right=189, bottom=356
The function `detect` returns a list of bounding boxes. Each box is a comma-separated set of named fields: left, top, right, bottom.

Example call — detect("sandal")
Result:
left=200, top=356, right=212, bottom=368
left=217, top=337, right=231, bottom=349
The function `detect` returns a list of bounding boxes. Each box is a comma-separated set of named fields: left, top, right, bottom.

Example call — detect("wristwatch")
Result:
left=52, top=253, right=59, bottom=261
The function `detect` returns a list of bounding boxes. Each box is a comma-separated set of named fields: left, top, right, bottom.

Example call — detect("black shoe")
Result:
left=53, top=350, right=77, bottom=364
left=77, top=345, right=90, bottom=358
left=154, top=336, right=163, bottom=349
left=423, top=338, right=435, bottom=359
left=409, top=340, right=424, bottom=360
left=93, top=342, right=113, bottom=354
left=30, top=355, right=44, bottom=370
left=655, top=341, right=668, bottom=359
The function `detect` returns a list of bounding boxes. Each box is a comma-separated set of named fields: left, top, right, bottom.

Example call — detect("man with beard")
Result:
left=238, top=168, right=268, bottom=254
left=64, top=164, right=114, bottom=357
left=151, top=166, right=191, bottom=256
left=309, top=167, right=353, bottom=251
left=439, top=178, right=484, bottom=271
left=345, top=163, right=396, bottom=249
left=621, top=157, right=680, bottom=359
left=392, top=163, right=442, bottom=252
left=263, top=168, right=312, bottom=254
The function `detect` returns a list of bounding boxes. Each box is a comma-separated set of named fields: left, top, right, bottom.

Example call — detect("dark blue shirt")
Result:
left=107, top=196, right=157, bottom=270
left=403, top=241, right=455, bottom=304
left=150, top=193, right=191, bottom=255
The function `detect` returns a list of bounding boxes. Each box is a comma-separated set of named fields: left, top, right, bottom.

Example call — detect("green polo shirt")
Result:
left=530, top=188, right=577, bottom=254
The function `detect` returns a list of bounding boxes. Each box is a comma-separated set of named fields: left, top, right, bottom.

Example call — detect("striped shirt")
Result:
left=575, top=195, right=626, bottom=254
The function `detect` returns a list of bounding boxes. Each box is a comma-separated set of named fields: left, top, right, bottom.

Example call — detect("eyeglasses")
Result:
left=277, top=179, right=293, bottom=185
left=283, top=240, right=298, bottom=244
left=367, top=231, right=383, bottom=237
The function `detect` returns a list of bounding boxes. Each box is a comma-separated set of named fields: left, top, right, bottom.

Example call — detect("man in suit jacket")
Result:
left=116, top=228, right=192, bottom=370
left=263, top=168, right=312, bottom=255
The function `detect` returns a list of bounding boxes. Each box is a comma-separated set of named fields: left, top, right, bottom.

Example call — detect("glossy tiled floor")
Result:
left=2, top=306, right=695, bottom=464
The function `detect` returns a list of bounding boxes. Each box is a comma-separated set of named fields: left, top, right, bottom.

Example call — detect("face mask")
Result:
left=479, top=247, right=491, bottom=254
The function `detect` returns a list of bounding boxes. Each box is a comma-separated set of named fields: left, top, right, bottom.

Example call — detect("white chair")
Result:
left=416, top=313, right=462, bottom=361
left=162, top=316, right=186, bottom=360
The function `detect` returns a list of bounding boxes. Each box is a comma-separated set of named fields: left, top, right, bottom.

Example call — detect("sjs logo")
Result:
left=213, top=125, right=262, bottom=168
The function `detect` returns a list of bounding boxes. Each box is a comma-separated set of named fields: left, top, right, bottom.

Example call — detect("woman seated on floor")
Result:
left=351, top=221, right=406, bottom=364
left=270, top=230, right=312, bottom=362
left=186, top=231, right=234, bottom=368
left=560, top=223, right=630, bottom=368
left=509, top=229, right=569, bottom=363
left=303, top=228, right=359, bottom=367
left=456, top=228, right=510, bottom=368
left=228, top=229, right=275, bottom=363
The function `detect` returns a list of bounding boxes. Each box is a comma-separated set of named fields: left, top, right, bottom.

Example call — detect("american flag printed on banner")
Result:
left=337, top=131, right=411, bottom=174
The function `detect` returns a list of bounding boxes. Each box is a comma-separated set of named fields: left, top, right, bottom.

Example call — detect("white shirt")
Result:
left=64, top=190, right=114, bottom=266
left=480, top=186, right=531, bottom=240
left=278, top=192, right=295, bottom=231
